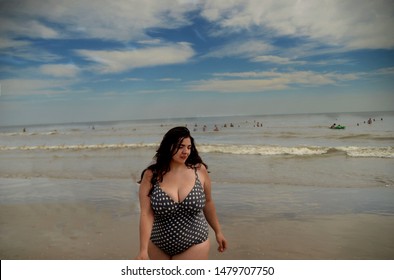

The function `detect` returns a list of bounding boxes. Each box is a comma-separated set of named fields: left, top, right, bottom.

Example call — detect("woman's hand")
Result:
left=135, top=251, right=150, bottom=260
left=216, top=232, right=227, bottom=253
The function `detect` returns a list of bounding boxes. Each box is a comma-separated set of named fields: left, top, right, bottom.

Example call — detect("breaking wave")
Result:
left=0, top=143, right=393, bottom=158
left=198, top=144, right=393, bottom=158
left=0, top=143, right=158, bottom=151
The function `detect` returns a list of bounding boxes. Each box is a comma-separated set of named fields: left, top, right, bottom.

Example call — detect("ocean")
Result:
left=1, top=111, right=394, bottom=259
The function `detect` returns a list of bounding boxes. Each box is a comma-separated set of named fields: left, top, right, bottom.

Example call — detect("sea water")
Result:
left=1, top=110, right=393, bottom=193
left=1, top=111, right=393, bottom=153
left=1, top=111, right=393, bottom=189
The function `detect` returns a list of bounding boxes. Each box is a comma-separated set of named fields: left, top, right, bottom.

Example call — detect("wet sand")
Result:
left=0, top=202, right=137, bottom=259
left=1, top=181, right=393, bottom=260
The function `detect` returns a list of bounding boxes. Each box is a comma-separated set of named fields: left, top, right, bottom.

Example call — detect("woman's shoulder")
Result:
left=140, top=168, right=155, bottom=184
left=195, top=163, right=209, bottom=178
left=143, top=168, right=154, bottom=177
left=195, top=163, right=207, bottom=171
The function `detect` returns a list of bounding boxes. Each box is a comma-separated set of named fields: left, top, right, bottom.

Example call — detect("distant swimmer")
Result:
left=330, top=123, right=345, bottom=129
left=213, top=125, right=219, bottom=132
left=367, top=118, right=372, bottom=124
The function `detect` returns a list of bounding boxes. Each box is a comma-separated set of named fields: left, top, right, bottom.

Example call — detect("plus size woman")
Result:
left=135, top=126, right=227, bottom=260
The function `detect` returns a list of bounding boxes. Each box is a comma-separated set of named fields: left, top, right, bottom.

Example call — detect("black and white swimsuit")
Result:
left=150, top=169, right=209, bottom=256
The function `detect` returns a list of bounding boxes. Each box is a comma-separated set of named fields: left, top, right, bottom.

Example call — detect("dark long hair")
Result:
left=139, top=126, right=207, bottom=186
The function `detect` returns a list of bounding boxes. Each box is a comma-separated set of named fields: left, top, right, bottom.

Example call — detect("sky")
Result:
left=0, top=0, right=394, bottom=126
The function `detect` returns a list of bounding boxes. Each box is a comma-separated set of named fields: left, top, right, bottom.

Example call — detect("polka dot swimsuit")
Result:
left=150, top=169, right=209, bottom=256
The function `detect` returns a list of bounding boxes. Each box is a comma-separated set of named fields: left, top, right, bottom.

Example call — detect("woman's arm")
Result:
left=200, top=165, right=227, bottom=253
left=135, top=169, right=154, bottom=259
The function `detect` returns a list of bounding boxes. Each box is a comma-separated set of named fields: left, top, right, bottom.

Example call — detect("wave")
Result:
left=198, top=144, right=394, bottom=158
left=0, top=143, right=393, bottom=158
left=0, top=143, right=158, bottom=151
left=338, top=134, right=394, bottom=141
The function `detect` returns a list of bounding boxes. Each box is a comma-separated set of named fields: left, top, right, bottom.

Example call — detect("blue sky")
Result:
left=1, top=0, right=394, bottom=126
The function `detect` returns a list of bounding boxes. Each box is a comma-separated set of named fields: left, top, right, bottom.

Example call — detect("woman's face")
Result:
left=172, top=137, right=192, bottom=164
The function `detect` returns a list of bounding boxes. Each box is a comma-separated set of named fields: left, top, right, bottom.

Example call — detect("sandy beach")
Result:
left=1, top=192, right=393, bottom=260
left=1, top=164, right=393, bottom=260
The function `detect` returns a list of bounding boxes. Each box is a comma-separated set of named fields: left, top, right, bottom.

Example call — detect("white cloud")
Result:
left=190, top=70, right=359, bottom=92
left=157, top=78, right=182, bottom=82
left=0, top=45, right=61, bottom=63
left=375, top=67, right=394, bottom=76
left=204, top=39, right=273, bottom=58
left=0, top=38, right=31, bottom=49
left=200, top=0, right=394, bottom=50
left=1, top=0, right=392, bottom=54
left=121, top=78, right=145, bottom=82
left=0, top=17, right=59, bottom=39
left=76, top=42, right=195, bottom=73
left=0, top=0, right=197, bottom=41
left=39, top=64, right=80, bottom=78
left=251, top=55, right=305, bottom=65
left=212, top=71, right=278, bottom=78
left=137, top=39, right=163, bottom=45
left=0, top=78, right=75, bottom=96
left=189, top=78, right=288, bottom=92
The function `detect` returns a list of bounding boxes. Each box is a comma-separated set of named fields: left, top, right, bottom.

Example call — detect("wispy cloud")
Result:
left=251, top=55, right=306, bottom=65
left=189, top=78, right=289, bottom=93
left=200, top=0, right=394, bottom=50
left=190, top=70, right=360, bottom=92
left=0, top=38, right=31, bottom=49
left=157, top=78, right=182, bottom=82
left=204, top=39, right=273, bottom=58
left=76, top=42, right=195, bottom=73
left=39, top=64, right=80, bottom=78
left=0, top=17, right=59, bottom=39
left=0, top=78, right=76, bottom=96
left=121, top=78, right=145, bottom=82
left=0, top=0, right=196, bottom=41
left=375, top=67, right=394, bottom=76
left=0, top=46, right=61, bottom=63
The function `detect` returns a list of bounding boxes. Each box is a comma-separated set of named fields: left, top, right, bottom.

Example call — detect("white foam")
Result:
left=0, top=143, right=158, bottom=151
left=337, top=146, right=394, bottom=158
left=198, top=144, right=329, bottom=156
left=1, top=143, right=392, bottom=158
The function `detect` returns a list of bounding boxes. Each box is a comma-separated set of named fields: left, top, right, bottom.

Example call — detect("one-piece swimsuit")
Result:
left=150, top=169, right=209, bottom=256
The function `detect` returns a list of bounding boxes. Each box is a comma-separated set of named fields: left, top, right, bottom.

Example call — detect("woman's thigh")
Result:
left=172, top=239, right=210, bottom=260
left=148, top=241, right=171, bottom=260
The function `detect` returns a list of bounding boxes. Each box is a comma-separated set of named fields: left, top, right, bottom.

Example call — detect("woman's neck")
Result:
left=169, top=161, right=187, bottom=172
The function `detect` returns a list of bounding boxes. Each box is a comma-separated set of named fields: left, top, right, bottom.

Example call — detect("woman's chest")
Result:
left=159, top=171, right=198, bottom=203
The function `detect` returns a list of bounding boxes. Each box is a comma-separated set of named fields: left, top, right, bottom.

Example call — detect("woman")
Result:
left=135, top=126, right=227, bottom=260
